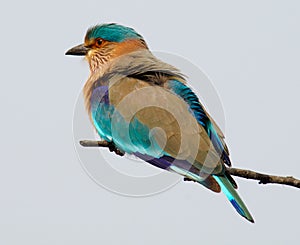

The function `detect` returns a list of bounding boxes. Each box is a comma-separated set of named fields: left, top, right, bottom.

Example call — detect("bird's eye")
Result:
left=96, top=38, right=103, bottom=47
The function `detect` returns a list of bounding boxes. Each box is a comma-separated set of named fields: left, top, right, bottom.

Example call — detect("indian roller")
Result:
left=66, top=23, right=254, bottom=223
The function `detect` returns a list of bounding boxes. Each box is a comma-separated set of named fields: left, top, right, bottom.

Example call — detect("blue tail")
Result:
left=214, top=175, right=254, bottom=223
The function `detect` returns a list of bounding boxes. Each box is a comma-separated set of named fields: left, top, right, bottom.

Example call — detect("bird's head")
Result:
left=66, top=23, right=148, bottom=71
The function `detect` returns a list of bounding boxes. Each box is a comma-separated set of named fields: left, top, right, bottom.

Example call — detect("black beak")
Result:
left=65, top=44, right=89, bottom=56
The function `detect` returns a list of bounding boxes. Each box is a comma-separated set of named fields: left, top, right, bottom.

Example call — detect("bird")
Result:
left=66, top=23, right=254, bottom=223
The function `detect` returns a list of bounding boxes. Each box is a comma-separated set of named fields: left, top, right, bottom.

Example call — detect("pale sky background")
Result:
left=1, top=0, right=300, bottom=244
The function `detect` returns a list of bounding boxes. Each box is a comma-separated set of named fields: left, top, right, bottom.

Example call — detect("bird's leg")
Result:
left=184, top=177, right=196, bottom=182
left=107, top=141, right=125, bottom=156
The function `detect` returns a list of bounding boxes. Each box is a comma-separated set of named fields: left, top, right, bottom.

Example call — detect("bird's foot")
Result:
left=107, top=141, right=125, bottom=156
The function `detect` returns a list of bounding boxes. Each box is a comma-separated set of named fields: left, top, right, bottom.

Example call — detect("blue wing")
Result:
left=166, top=79, right=231, bottom=166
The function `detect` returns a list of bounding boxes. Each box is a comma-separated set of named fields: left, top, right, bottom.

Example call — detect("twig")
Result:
left=79, top=139, right=300, bottom=189
left=227, top=167, right=300, bottom=189
left=80, top=140, right=125, bottom=156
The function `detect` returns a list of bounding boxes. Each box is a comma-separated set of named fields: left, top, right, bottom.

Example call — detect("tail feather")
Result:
left=214, top=175, right=254, bottom=223
left=224, top=170, right=238, bottom=189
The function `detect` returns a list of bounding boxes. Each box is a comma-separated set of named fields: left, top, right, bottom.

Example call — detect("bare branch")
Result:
left=80, top=140, right=125, bottom=156
left=79, top=140, right=300, bottom=189
left=227, top=167, right=300, bottom=189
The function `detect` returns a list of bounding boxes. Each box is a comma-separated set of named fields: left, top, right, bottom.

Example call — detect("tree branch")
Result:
left=79, top=140, right=300, bottom=189
left=80, top=140, right=125, bottom=156
left=226, top=167, right=300, bottom=189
